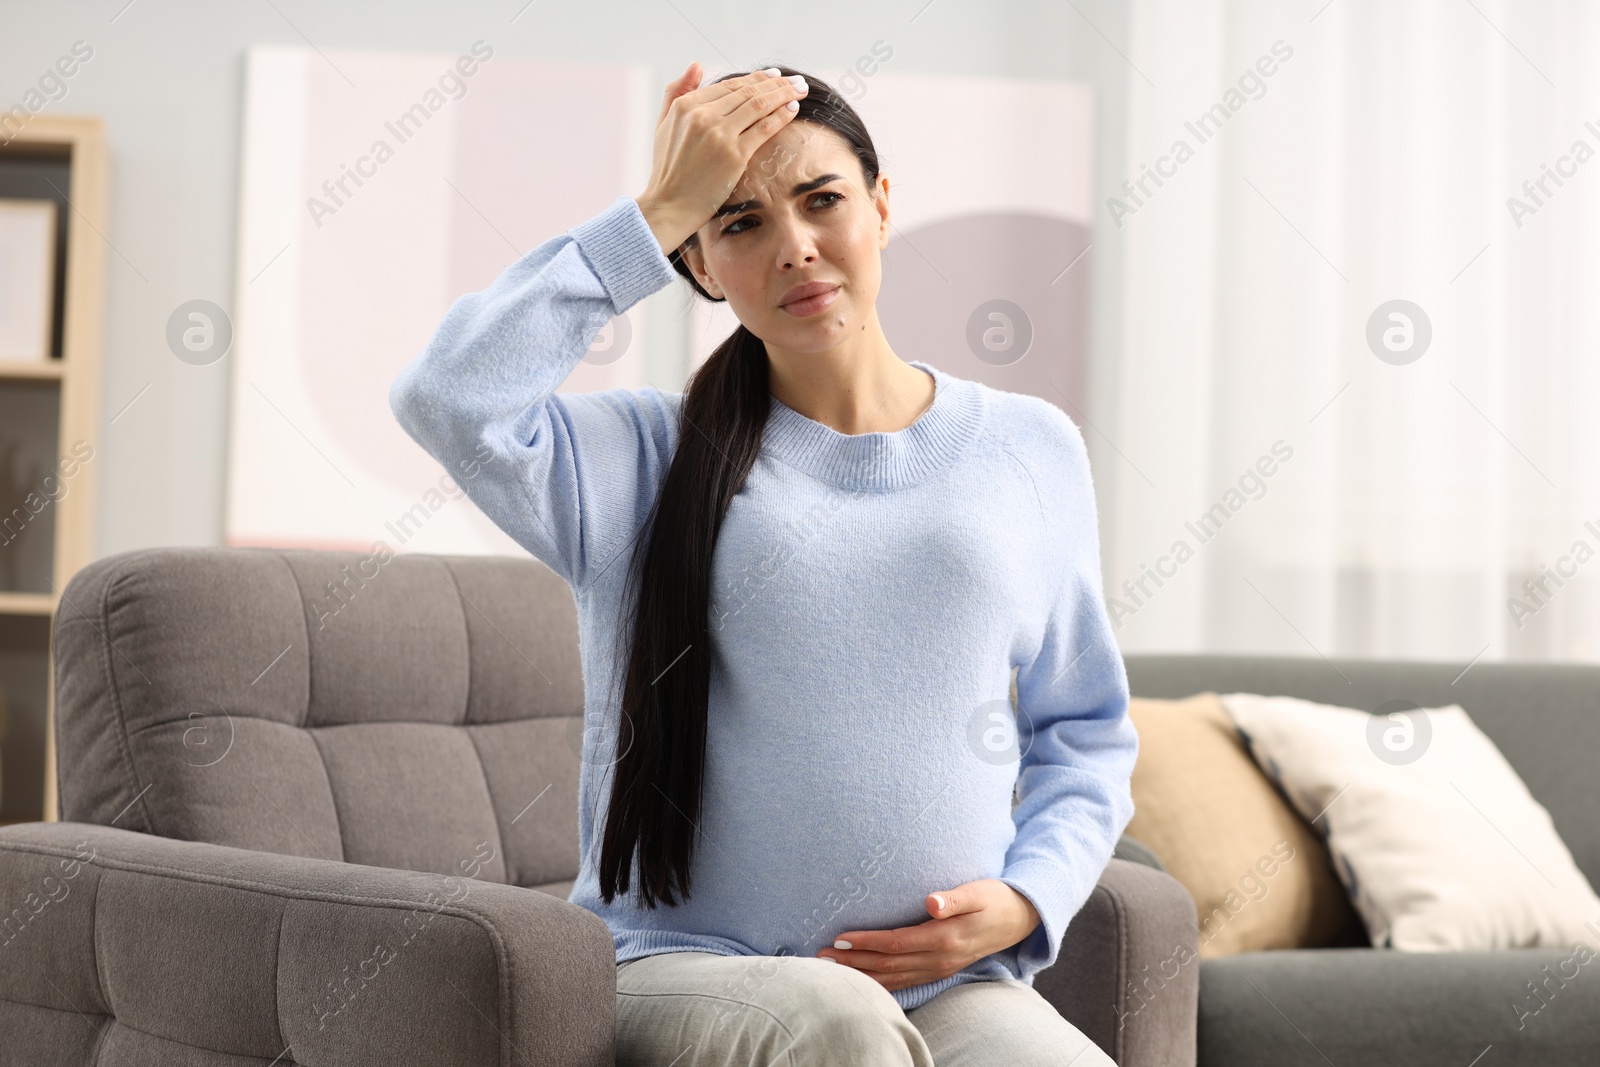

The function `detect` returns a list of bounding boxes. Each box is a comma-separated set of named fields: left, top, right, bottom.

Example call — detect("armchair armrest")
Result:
left=0, top=822, right=615, bottom=1066
left=1033, top=857, right=1199, bottom=1067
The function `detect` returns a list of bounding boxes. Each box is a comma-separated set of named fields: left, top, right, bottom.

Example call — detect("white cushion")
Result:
left=1218, top=692, right=1600, bottom=951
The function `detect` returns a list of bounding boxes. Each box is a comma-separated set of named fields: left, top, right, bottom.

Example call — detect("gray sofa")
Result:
left=0, top=547, right=1198, bottom=1066
left=1125, top=655, right=1600, bottom=1067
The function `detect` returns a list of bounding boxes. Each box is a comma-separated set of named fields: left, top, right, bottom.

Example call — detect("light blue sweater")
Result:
left=388, top=193, right=1138, bottom=1012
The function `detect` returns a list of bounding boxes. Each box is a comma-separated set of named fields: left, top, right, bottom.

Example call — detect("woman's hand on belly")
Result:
left=814, top=878, right=1042, bottom=992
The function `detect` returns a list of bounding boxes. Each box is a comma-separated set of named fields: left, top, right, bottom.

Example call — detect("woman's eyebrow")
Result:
left=714, top=174, right=846, bottom=218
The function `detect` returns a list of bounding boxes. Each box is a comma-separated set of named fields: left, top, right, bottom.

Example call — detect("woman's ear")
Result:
left=875, top=175, right=892, bottom=251
left=681, top=240, right=723, bottom=300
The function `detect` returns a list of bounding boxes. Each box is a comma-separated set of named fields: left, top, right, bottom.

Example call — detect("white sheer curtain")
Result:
left=1106, top=0, right=1600, bottom=662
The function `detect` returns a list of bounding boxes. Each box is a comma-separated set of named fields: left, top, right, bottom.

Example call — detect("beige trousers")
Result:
left=615, top=951, right=1116, bottom=1066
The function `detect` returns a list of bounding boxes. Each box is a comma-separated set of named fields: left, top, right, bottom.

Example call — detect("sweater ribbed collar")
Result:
left=761, top=360, right=987, bottom=491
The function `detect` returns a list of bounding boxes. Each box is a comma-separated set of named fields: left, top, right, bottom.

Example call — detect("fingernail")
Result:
left=785, top=100, right=799, bottom=112
left=834, top=939, right=852, bottom=950
left=787, top=74, right=807, bottom=93
left=932, top=894, right=945, bottom=910
left=762, top=67, right=781, bottom=77
left=822, top=955, right=839, bottom=963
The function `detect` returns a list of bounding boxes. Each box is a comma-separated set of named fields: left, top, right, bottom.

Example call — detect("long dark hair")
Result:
left=596, top=66, right=882, bottom=908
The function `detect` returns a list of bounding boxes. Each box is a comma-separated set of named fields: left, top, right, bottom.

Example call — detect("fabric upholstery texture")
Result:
left=0, top=822, right=616, bottom=1066
left=1199, top=947, right=1600, bottom=1066
left=51, top=546, right=585, bottom=892
left=1037, top=856, right=1200, bottom=1067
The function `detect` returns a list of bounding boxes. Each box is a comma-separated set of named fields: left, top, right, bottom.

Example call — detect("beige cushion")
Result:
left=1126, top=691, right=1364, bottom=957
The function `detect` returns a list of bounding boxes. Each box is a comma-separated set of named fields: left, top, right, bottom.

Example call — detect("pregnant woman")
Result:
left=390, top=61, right=1135, bottom=1067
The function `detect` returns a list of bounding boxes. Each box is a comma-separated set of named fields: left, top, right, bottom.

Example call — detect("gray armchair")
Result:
left=0, top=547, right=1198, bottom=1065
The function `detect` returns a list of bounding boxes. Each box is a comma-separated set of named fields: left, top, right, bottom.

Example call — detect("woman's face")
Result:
left=682, top=120, right=890, bottom=352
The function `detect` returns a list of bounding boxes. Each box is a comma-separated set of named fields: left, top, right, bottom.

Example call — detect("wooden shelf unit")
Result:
left=0, top=592, right=58, bottom=616
left=0, top=360, right=66, bottom=381
left=0, top=115, right=108, bottom=825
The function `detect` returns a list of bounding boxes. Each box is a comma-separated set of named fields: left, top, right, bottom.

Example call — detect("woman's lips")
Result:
left=780, top=285, right=841, bottom=317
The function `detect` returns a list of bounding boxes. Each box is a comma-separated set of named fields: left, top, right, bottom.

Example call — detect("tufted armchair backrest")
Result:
left=52, top=547, right=585, bottom=895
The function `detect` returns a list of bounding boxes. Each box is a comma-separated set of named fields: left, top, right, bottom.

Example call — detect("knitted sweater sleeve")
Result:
left=388, top=194, right=681, bottom=591
left=996, top=408, right=1140, bottom=981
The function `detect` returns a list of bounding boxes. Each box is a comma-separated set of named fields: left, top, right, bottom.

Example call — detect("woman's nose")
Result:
left=774, top=222, right=820, bottom=267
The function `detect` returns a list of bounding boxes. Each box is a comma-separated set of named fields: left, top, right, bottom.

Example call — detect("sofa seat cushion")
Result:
left=1199, top=946, right=1600, bottom=1067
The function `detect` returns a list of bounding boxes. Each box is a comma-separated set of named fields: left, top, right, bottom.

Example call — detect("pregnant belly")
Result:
left=674, top=766, right=1017, bottom=958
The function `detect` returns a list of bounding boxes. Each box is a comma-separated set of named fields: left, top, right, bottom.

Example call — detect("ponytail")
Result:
left=597, top=324, right=769, bottom=907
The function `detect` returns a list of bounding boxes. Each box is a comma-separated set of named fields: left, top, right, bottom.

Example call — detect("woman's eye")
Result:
left=720, top=192, right=845, bottom=236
